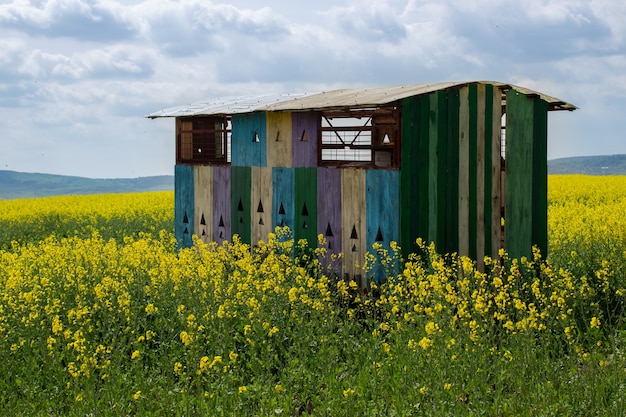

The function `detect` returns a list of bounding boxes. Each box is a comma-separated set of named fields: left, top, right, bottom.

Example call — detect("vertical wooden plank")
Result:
left=266, top=112, right=293, bottom=168
left=194, top=165, right=213, bottom=244
left=532, top=98, right=549, bottom=257
left=231, top=112, right=267, bottom=167
left=418, top=95, right=430, bottom=243
left=505, top=89, right=534, bottom=259
left=428, top=90, right=447, bottom=251
left=366, top=169, right=400, bottom=282
left=475, top=84, right=486, bottom=269
left=445, top=88, right=460, bottom=255
left=317, top=167, right=342, bottom=260
left=231, top=166, right=251, bottom=244
left=468, top=84, right=478, bottom=260
left=458, top=87, right=470, bottom=257
left=400, top=96, right=421, bottom=257
left=175, top=164, right=194, bottom=248
left=251, top=166, right=273, bottom=245
left=489, top=86, right=503, bottom=259
left=295, top=167, right=318, bottom=248
left=292, top=112, right=319, bottom=167
left=212, top=166, right=231, bottom=244
left=272, top=167, right=294, bottom=232
left=341, top=169, right=366, bottom=282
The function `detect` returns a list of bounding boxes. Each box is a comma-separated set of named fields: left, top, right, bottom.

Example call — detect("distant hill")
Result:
left=548, top=154, right=626, bottom=175
left=0, top=170, right=174, bottom=200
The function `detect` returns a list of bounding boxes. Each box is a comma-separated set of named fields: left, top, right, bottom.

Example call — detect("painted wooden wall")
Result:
left=173, top=82, right=549, bottom=279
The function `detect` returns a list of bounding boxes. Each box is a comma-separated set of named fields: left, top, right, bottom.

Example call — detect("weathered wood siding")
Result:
left=341, top=169, right=366, bottom=283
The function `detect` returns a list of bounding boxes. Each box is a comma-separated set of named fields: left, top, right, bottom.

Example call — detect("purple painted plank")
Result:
left=292, top=112, right=319, bottom=167
left=213, top=166, right=231, bottom=244
left=317, top=167, right=342, bottom=266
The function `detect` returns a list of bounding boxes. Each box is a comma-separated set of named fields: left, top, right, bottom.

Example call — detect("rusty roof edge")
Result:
left=145, top=81, right=576, bottom=118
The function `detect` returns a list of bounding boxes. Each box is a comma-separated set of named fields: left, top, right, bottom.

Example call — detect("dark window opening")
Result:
left=177, top=116, right=231, bottom=164
left=319, top=107, right=400, bottom=168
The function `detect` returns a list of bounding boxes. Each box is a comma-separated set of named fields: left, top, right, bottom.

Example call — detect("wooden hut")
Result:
left=147, top=81, right=575, bottom=278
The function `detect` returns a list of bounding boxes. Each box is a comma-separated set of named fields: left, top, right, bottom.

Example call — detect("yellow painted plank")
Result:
left=194, top=165, right=213, bottom=244
left=266, top=112, right=293, bottom=168
left=251, top=166, right=273, bottom=245
left=458, top=87, right=470, bottom=257
left=341, top=169, right=366, bottom=282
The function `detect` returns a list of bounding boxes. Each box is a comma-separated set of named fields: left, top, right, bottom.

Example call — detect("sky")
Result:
left=1, top=0, right=625, bottom=178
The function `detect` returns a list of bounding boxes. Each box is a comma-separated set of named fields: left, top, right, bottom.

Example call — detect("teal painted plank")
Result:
left=294, top=167, right=318, bottom=248
left=400, top=96, right=421, bottom=256
left=231, top=166, right=252, bottom=244
left=175, top=165, right=194, bottom=248
left=445, top=88, right=460, bottom=255
left=272, top=167, right=294, bottom=233
left=231, top=112, right=267, bottom=167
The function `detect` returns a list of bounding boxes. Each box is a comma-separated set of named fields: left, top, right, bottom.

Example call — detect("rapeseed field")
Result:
left=0, top=177, right=625, bottom=416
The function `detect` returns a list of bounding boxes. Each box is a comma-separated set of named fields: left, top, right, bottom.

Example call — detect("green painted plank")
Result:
left=294, top=167, right=318, bottom=248
left=231, top=166, right=252, bottom=244
left=468, top=84, right=478, bottom=260
left=483, top=84, right=495, bottom=259
left=532, top=98, right=549, bottom=257
left=458, top=87, right=470, bottom=257
left=418, top=94, right=430, bottom=243
left=445, top=88, right=460, bottom=255
left=400, top=96, right=421, bottom=256
left=428, top=90, right=447, bottom=251
left=505, top=89, right=534, bottom=259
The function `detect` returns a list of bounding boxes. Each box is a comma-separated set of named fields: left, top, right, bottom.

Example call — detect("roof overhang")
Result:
left=145, top=81, right=576, bottom=119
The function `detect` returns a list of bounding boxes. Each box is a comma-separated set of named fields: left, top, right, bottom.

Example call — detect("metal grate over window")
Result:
left=177, top=116, right=231, bottom=164
left=319, top=107, right=400, bottom=168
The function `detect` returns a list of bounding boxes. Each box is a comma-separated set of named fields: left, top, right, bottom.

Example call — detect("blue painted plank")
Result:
left=175, top=164, right=194, bottom=248
left=231, top=112, right=267, bottom=167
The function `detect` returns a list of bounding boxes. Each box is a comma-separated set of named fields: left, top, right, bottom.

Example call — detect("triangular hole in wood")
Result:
left=375, top=227, right=384, bottom=242
left=352, top=244, right=357, bottom=252
left=325, top=222, right=333, bottom=237
left=253, top=132, right=260, bottom=143
left=257, top=200, right=264, bottom=213
left=183, top=212, right=189, bottom=224
left=202, top=229, right=206, bottom=236
left=183, top=227, right=189, bottom=234
left=278, top=202, right=285, bottom=215
left=219, top=231, right=224, bottom=239
left=237, top=198, right=244, bottom=212
left=300, top=130, right=307, bottom=142
left=280, top=219, right=285, bottom=227
left=328, top=241, right=333, bottom=250
left=350, top=225, right=358, bottom=239
left=301, top=202, right=309, bottom=216
left=382, top=133, right=391, bottom=144
left=302, top=221, right=308, bottom=229
left=239, top=216, right=244, bottom=224
left=200, top=214, right=206, bottom=225
left=275, top=130, right=281, bottom=142
left=259, top=217, right=264, bottom=225
left=218, top=215, right=225, bottom=228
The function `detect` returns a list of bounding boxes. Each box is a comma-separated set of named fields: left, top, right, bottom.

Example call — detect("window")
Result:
left=319, top=107, right=400, bottom=168
left=177, top=116, right=231, bottom=164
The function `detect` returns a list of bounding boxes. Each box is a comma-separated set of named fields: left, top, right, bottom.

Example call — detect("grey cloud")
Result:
left=0, top=0, right=137, bottom=42
left=330, top=3, right=408, bottom=43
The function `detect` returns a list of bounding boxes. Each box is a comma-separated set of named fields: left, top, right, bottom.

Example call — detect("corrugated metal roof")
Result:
left=145, top=81, right=575, bottom=118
